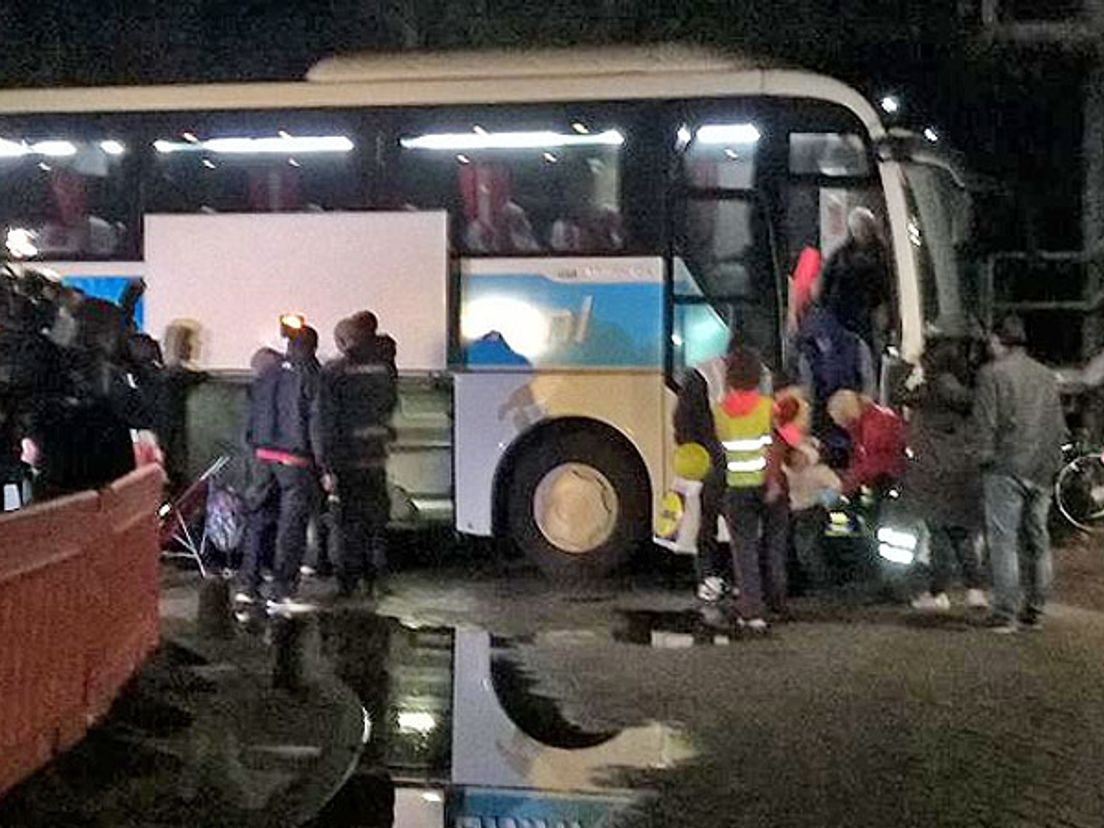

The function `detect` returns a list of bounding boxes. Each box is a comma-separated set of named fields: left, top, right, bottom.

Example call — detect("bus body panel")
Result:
left=454, top=371, right=665, bottom=537
left=454, top=256, right=665, bottom=537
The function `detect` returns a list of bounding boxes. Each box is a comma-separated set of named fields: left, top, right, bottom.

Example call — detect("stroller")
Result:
left=159, top=454, right=245, bottom=578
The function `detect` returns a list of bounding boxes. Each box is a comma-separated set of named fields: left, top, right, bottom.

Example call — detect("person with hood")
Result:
left=238, top=326, right=321, bottom=611
left=975, top=315, right=1067, bottom=632
left=714, top=346, right=784, bottom=632
left=903, top=326, right=989, bottom=612
left=315, top=312, right=399, bottom=599
left=674, top=334, right=758, bottom=602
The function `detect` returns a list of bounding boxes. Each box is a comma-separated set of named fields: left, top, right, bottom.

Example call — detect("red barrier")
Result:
left=0, top=465, right=163, bottom=796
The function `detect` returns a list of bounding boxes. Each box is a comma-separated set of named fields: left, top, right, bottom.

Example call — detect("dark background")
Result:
left=0, top=0, right=1085, bottom=249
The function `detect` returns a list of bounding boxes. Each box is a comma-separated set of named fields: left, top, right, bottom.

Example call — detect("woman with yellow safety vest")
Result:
left=714, top=347, right=790, bottom=633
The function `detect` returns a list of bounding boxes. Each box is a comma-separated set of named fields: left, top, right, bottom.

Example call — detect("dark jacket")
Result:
left=819, top=239, right=890, bottom=346
left=246, top=354, right=320, bottom=462
left=974, top=349, right=1066, bottom=486
left=673, top=356, right=727, bottom=474
left=901, top=371, right=982, bottom=530
left=796, top=305, right=875, bottom=431
left=314, top=335, right=398, bottom=472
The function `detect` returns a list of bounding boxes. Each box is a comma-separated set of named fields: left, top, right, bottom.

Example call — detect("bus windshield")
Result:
left=901, top=160, right=979, bottom=335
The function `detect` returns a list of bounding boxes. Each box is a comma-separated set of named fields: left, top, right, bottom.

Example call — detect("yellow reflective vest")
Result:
left=713, top=394, right=774, bottom=488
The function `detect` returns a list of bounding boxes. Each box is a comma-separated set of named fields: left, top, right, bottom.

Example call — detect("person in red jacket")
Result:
left=827, top=390, right=906, bottom=495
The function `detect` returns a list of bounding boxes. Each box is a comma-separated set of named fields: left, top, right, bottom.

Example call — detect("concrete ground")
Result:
left=8, top=532, right=1104, bottom=827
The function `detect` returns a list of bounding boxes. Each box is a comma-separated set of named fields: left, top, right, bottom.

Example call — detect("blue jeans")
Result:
left=984, top=473, right=1053, bottom=622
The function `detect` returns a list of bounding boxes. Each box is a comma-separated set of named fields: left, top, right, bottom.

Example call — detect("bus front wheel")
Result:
left=507, top=429, right=648, bottom=580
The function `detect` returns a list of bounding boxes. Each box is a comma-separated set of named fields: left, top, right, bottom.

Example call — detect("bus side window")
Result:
left=395, top=111, right=630, bottom=256
left=0, top=130, right=135, bottom=260
left=146, top=116, right=366, bottom=215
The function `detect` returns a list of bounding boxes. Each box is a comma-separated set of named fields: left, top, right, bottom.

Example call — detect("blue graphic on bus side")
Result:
left=62, top=276, right=144, bottom=330
left=462, top=273, right=663, bottom=369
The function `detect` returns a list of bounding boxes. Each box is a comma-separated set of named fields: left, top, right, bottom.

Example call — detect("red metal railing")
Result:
left=0, top=465, right=163, bottom=796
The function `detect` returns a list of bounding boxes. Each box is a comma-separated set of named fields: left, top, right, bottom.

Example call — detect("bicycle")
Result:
left=1055, top=436, right=1104, bottom=533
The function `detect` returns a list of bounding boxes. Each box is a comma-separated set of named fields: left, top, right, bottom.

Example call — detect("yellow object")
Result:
left=655, top=491, right=685, bottom=539
left=672, top=442, right=711, bottom=482
left=713, top=396, right=773, bottom=488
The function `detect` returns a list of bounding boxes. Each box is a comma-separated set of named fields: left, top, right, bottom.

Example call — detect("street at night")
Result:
left=5, top=1, right=1104, bottom=826
left=3, top=535, right=1104, bottom=826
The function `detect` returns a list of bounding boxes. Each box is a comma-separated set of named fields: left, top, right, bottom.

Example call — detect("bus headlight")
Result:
left=876, top=526, right=917, bottom=565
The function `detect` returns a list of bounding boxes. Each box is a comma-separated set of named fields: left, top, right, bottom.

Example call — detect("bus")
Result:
left=0, top=46, right=976, bottom=578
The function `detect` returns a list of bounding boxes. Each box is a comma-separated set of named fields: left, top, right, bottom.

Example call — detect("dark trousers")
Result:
left=725, top=487, right=790, bottom=619
left=793, top=506, right=830, bottom=590
left=335, top=467, right=390, bottom=592
left=696, top=468, right=726, bottom=580
left=928, top=525, right=984, bottom=595
left=240, top=462, right=318, bottom=600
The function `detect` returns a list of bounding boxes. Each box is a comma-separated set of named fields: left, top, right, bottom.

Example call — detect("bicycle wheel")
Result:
left=1055, top=452, right=1104, bottom=533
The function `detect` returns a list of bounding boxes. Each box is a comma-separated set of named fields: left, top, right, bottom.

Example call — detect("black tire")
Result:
left=506, top=428, right=649, bottom=580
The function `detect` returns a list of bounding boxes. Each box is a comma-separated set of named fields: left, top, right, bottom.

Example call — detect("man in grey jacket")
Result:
left=974, top=315, right=1067, bottom=632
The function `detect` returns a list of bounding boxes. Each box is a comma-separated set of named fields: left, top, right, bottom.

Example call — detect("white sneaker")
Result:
left=740, top=617, right=769, bottom=633
left=299, top=565, right=317, bottom=577
left=696, top=576, right=726, bottom=603
left=265, top=597, right=318, bottom=616
left=233, top=591, right=257, bottom=605
left=910, top=592, right=951, bottom=612
left=965, top=589, right=989, bottom=610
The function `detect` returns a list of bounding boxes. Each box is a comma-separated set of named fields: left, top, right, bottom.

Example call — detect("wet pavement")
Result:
left=5, top=538, right=1104, bottom=826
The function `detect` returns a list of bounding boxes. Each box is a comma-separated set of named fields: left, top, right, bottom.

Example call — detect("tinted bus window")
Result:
left=146, top=112, right=368, bottom=214
left=396, top=109, right=629, bottom=255
left=0, top=132, right=134, bottom=260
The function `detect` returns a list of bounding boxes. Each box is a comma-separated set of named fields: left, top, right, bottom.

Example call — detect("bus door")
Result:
left=668, top=104, right=783, bottom=378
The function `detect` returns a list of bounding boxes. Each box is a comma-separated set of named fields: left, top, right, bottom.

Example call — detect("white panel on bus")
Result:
left=144, top=212, right=448, bottom=371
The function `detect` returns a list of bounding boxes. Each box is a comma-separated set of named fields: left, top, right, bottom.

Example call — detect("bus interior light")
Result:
left=33, top=141, right=77, bottom=157
left=571, top=122, right=589, bottom=134
left=880, top=95, right=900, bottom=115
left=694, top=123, right=760, bottom=145
left=100, top=140, right=126, bottom=156
left=923, top=126, right=939, bottom=143
left=399, top=129, right=625, bottom=151
left=153, top=135, right=354, bottom=154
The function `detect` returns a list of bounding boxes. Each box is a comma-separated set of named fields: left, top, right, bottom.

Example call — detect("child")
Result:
left=714, top=346, right=786, bottom=632
left=826, top=389, right=907, bottom=496
left=783, top=433, right=842, bottom=592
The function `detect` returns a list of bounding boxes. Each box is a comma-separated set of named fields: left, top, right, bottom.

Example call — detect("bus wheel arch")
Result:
left=493, top=417, right=652, bottom=580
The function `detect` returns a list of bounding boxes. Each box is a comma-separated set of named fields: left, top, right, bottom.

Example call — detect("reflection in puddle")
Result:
left=301, top=610, right=694, bottom=826
left=0, top=608, right=692, bottom=827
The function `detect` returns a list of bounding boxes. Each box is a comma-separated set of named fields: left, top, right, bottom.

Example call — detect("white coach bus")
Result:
left=0, top=46, right=975, bottom=578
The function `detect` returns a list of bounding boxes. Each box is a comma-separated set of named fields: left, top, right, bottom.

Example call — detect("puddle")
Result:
left=0, top=606, right=692, bottom=827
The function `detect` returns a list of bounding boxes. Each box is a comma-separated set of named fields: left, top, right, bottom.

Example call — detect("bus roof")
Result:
left=0, top=45, right=883, bottom=137
left=306, top=44, right=775, bottom=82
